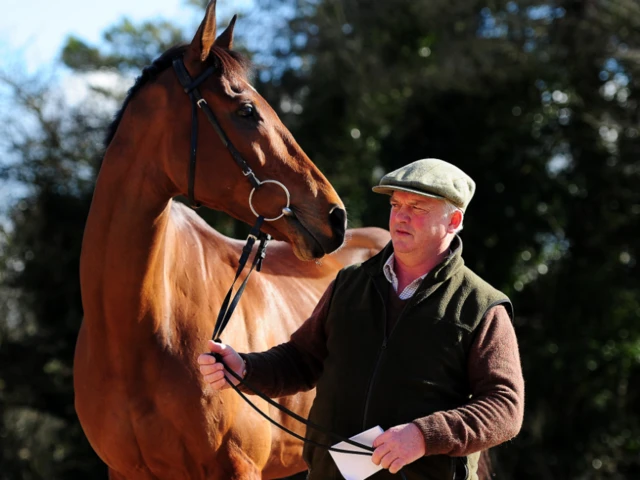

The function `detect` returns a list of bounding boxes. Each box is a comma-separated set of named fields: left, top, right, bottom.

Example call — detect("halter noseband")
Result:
left=172, top=56, right=279, bottom=212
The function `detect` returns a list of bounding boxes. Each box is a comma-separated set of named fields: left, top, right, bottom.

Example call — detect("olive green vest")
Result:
left=303, top=237, right=512, bottom=480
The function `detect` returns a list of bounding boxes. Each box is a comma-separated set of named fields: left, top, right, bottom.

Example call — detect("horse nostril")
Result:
left=329, top=205, right=347, bottom=235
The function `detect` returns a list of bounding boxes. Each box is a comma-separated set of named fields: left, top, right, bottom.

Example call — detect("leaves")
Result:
left=1, top=1, right=640, bottom=479
left=255, top=1, right=640, bottom=477
left=62, top=18, right=185, bottom=73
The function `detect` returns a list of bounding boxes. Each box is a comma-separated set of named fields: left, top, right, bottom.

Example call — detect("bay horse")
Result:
left=74, top=1, right=390, bottom=478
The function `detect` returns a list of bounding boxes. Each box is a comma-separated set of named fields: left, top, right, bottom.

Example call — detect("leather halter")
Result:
left=172, top=57, right=260, bottom=208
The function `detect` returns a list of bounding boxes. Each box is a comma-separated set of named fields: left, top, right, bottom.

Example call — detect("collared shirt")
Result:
left=382, top=253, right=428, bottom=300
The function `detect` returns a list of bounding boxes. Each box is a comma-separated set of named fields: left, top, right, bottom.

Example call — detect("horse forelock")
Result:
left=103, top=45, right=253, bottom=152
left=209, top=45, right=253, bottom=83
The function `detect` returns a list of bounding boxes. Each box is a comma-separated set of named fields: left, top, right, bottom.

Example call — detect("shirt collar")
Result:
left=382, top=253, right=430, bottom=298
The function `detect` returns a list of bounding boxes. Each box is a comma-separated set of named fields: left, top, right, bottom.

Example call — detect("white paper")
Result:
left=329, top=425, right=384, bottom=480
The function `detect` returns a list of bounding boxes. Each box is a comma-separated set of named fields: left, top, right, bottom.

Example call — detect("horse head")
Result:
left=131, top=0, right=346, bottom=260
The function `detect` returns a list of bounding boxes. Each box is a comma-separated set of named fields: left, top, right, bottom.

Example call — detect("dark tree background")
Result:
left=1, top=1, right=639, bottom=478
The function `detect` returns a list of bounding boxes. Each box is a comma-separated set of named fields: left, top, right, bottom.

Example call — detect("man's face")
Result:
left=389, top=191, right=451, bottom=255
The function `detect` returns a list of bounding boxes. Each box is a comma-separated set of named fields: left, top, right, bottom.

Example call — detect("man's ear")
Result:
left=448, top=210, right=463, bottom=232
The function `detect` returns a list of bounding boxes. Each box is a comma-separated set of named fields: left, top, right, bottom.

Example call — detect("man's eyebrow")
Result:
left=390, top=198, right=431, bottom=208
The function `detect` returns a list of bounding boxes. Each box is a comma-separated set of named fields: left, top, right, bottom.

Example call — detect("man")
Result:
left=198, top=158, right=524, bottom=480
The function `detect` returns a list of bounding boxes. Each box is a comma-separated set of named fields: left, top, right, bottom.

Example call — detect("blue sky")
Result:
left=0, top=0, right=251, bottom=73
left=0, top=0, right=253, bottom=217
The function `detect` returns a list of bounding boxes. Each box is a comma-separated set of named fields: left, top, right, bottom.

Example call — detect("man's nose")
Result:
left=395, top=207, right=411, bottom=221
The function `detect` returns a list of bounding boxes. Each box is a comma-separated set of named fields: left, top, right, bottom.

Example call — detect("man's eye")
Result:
left=237, top=104, right=255, bottom=117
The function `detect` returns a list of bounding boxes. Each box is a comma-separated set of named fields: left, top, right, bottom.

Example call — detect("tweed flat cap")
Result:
left=372, top=158, right=476, bottom=211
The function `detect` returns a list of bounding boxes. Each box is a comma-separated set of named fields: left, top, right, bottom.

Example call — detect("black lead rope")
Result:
left=212, top=216, right=269, bottom=342
left=219, top=357, right=375, bottom=456
left=214, top=357, right=409, bottom=479
left=215, top=354, right=410, bottom=480
left=207, top=216, right=375, bottom=457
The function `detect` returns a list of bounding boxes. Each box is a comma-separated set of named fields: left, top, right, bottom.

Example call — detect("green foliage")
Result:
left=0, top=75, right=108, bottom=477
left=1, top=1, right=639, bottom=479
left=254, top=0, right=640, bottom=477
left=0, top=192, right=103, bottom=479
left=62, top=18, right=185, bottom=72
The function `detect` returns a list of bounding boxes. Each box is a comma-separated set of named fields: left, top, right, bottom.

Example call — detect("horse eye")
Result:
left=237, top=104, right=255, bottom=118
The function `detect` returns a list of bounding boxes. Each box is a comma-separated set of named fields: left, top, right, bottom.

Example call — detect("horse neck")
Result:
left=80, top=144, right=233, bottom=348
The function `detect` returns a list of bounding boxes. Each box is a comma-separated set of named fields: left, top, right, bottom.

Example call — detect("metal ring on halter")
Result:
left=249, top=179, right=291, bottom=222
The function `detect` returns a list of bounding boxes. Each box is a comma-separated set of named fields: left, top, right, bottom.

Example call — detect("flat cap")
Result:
left=372, top=158, right=475, bottom=211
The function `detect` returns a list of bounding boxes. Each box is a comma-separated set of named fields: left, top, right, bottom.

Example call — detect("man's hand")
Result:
left=371, top=423, right=426, bottom=474
left=197, top=340, right=245, bottom=390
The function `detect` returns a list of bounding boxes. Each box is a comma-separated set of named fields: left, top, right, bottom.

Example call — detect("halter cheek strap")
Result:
left=172, top=58, right=260, bottom=208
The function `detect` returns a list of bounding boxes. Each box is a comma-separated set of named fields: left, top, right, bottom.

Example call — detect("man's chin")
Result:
left=390, top=238, right=415, bottom=253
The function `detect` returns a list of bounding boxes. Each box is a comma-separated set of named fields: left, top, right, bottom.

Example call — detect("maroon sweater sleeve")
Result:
left=412, top=305, right=525, bottom=456
left=239, top=281, right=334, bottom=398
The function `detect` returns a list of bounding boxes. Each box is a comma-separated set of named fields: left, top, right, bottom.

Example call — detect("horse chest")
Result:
left=75, top=346, right=225, bottom=478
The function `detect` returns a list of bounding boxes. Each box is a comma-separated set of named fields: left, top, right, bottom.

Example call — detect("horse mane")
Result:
left=104, top=44, right=253, bottom=148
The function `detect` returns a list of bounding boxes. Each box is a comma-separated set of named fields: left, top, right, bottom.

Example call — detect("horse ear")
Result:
left=214, top=15, right=237, bottom=50
left=189, top=0, right=218, bottom=62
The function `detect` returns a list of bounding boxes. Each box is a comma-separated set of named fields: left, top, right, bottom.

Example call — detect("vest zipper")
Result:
left=361, top=340, right=387, bottom=430
left=362, top=279, right=419, bottom=430
left=361, top=284, right=389, bottom=430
